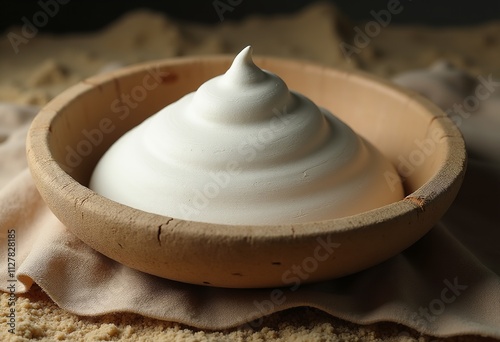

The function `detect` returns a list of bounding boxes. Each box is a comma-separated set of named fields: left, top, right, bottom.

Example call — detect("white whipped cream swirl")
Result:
left=90, top=46, right=404, bottom=225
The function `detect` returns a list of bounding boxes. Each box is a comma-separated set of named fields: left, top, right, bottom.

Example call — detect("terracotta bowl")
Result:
left=27, top=55, right=466, bottom=288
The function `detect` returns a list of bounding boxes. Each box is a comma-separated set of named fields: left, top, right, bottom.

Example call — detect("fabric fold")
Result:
left=0, top=162, right=499, bottom=337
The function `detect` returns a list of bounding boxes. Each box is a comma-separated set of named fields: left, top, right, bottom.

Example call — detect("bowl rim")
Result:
left=27, top=54, right=467, bottom=240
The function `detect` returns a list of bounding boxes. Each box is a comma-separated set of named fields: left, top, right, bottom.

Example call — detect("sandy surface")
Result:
left=1, top=285, right=495, bottom=342
left=1, top=3, right=498, bottom=341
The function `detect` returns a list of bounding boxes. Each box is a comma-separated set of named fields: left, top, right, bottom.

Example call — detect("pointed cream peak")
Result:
left=236, top=45, right=253, bottom=64
left=224, top=46, right=266, bottom=84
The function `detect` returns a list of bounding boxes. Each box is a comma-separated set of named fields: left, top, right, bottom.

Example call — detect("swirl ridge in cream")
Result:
left=90, top=46, right=404, bottom=225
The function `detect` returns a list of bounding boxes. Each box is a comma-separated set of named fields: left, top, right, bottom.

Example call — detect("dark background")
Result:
left=1, top=0, right=500, bottom=34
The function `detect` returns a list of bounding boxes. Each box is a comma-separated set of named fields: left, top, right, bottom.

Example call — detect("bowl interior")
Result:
left=43, top=57, right=454, bottom=194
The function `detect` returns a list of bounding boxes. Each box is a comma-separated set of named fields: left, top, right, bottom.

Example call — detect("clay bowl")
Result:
left=27, top=55, right=466, bottom=288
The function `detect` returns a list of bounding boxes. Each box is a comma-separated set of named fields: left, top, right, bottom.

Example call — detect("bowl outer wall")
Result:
left=26, top=55, right=466, bottom=288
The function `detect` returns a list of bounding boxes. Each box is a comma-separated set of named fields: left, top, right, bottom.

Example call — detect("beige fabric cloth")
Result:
left=1, top=69, right=500, bottom=339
